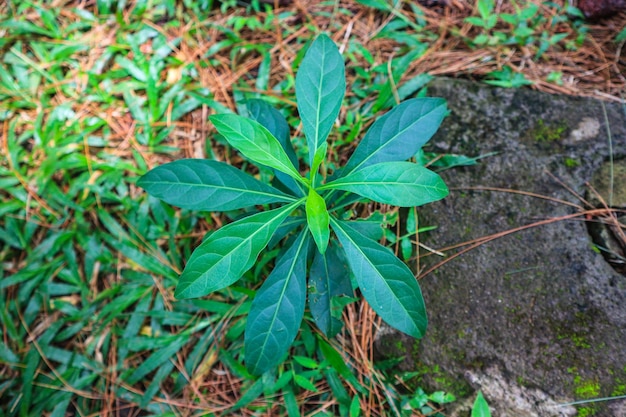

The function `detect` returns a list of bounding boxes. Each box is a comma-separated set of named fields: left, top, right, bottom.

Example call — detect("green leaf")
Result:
left=349, top=395, right=361, bottom=417
left=115, top=55, right=147, bottom=82
left=311, top=142, right=328, bottom=178
left=354, top=0, right=394, bottom=11
left=477, top=0, right=494, bottom=19
left=137, top=159, right=295, bottom=211
left=293, top=355, right=319, bottom=369
left=331, top=219, right=427, bottom=338
left=294, top=373, right=318, bottom=392
left=429, top=391, right=456, bottom=404
left=245, top=231, right=310, bottom=375
left=309, top=242, right=352, bottom=337
left=246, top=99, right=303, bottom=196
left=321, top=162, right=448, bottom=207
left=306, top=189, right=330, bottom=254
left=175, top=202, right=301, bottom=299
left=231, top=378, right=265, bottom=411
left=283, top=388, right=300, bottom=416
left=295, top=34, right=346, bottom=168
left=210, top=114, right=303, bottom=183
left=340, top=98, right=447, bottom=175
left=140, top=360, right=175, bottom=407
left=246, top=99, right=296, bottom=167
left=472, top=391, right=492, bottom=417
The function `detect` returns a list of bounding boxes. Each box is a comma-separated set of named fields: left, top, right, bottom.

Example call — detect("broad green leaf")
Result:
left=210, top=114, right=303, bottom=183
left=340, top=98, right=447, bottom=175
left=321, top=162, right=448, bottom=207
left=309, top=242, right=352, bottom=337
left=306, top=189, right=330, bottom=254
left=137, top=159, right=295, bottom=211
left=247, top=99, right=303, bottom=196
left=245, top=231, right=310, bottom=375
left=295, top=34, right=345, bottom=167
left=311, top=142, right=328, bottom=183
left=175, top=202, right=301, bottom=299
left=331, top=219, right=427, bottom=338
left=472, top=391, right=492, bottom=417
left=246, top=99, right=296, bottom=167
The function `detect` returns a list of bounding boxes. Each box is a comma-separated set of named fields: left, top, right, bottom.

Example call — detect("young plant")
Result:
left=137, top=34, right=449, bottom=375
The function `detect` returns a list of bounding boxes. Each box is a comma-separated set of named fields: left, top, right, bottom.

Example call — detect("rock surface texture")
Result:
left=375, top=78, right=626, bottom=416
left=578, top=0, right=626, bottom=19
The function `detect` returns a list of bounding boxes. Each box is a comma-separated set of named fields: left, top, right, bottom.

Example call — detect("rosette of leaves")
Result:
left=138, top=34, right=449, bottom=375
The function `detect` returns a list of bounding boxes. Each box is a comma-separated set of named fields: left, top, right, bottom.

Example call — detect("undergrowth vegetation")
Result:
left=0, top=0, right=624, bottom=416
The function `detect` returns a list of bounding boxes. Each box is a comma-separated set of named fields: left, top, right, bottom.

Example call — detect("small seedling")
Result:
left=472, top=391, right=492, bottom=417
left=138, top=34, right=449, bottom=375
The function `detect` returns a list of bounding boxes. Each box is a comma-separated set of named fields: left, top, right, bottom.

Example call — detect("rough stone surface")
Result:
left=375, top=78, right=626, bottom=416
left=578, top=0, right=626, bottom=19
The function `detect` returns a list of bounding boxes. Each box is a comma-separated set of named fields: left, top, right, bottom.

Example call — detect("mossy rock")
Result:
left=375, top=78, right=626, bottom=417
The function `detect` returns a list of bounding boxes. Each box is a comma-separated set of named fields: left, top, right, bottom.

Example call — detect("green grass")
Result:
left=0, top=0, right=618, bottom=415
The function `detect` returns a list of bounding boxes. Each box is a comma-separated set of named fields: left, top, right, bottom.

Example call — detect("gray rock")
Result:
left=375, top=78, right=626, bottom=416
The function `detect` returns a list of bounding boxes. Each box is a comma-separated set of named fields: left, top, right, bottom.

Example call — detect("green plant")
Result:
left=463, top=0, right=585, bottom=60
left=138, top=34, right=449, bottom=375
left=484, top=65, right=532, bottom=88
left=472, top=391, right=492, bottom=416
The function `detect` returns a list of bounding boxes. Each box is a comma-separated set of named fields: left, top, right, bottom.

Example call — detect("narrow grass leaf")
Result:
left=295, top=34, right=345, bottom=167
left=49, top=398, right=71, bottom=417
left=293, top=356, right=319, bottom=369
left=354, top=0, right=393, bottom=11
left=210, top=114, right=302, bottom=182
left=331, top=219, right=427, bottom=338
left=273, top=371, right=293, bottom=393
left=118, top=294, right=152, bottom=363
left=350, top=396, right=361, bottom=417
left=231, top=378, right=265, bottom=411
left=283, top=388, right=300, bottom=417
left=125, top=336, right=187, bottom=385
left=114, top=56, right=147, bottom=82
left=176, top=202, right=300, bottom=299
left=341, top=98, right=447, bottom=175
left=309, top=242, right=352, bottom=337
left=322, top=162, right=448, bottom=207
left=294, top=373, right=318, bottom=392
left=140, top=360, right=175, bottom=407
left=1, top=19, right=56, bottom=37
left=325, top=369, right=352, bottom=406
left=245, top=231, right=310, bottom=375
left=21, top=348, right=39, bottom=416
left=138, top=159, right=295, bottom=211
left=0, top=341, right=19, bottom=363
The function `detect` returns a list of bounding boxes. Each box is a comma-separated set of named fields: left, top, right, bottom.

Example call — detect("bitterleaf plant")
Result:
left=137, top=34, right=449, bottom=375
